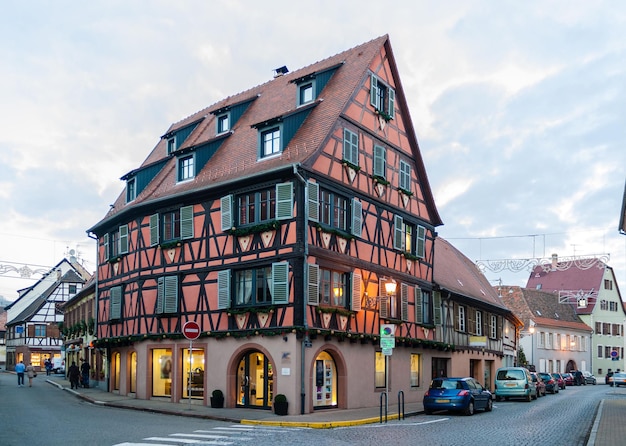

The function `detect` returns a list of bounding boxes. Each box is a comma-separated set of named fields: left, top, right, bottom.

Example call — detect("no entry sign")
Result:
left=182, top=321, right=201, bottom=340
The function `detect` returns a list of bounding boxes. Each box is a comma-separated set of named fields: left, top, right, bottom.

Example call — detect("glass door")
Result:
left=236, top=351, right=273, bottom=409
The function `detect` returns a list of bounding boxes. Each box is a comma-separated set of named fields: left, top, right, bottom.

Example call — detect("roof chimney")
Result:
left=551, top=253, right=558, bottom=271
left=273, top=66, right=289, bottom=78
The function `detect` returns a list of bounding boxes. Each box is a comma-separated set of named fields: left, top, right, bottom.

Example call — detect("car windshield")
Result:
left=431, top=379, right=464, bottom=390
left=539, top=374, right=551, bottom=380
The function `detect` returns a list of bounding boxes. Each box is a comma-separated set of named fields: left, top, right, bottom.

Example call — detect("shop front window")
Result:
left=236, top=351, right=273, bottom=408
left=152, top=348, right=172, bottom=397
left=183, top=348, right=205, bottom=399
left=313, top=351, right=337, bottom=408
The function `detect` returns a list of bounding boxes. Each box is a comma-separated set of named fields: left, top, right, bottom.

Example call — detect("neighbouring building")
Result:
left=4, top=257, right=91, bottom=371
left=526, top=254, right=625, bottom=377
left=498, top=285, right=592, bottom=374
left=433, top=238, right=522, bottom=390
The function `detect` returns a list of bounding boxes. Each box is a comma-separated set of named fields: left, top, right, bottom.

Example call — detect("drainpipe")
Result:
left=293, top=164, right=308, bottom=415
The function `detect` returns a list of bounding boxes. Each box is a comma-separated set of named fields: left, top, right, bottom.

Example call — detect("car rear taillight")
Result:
left=457, top=390, right=470, bottom=396
left=525, top=383, right=530, bottom=389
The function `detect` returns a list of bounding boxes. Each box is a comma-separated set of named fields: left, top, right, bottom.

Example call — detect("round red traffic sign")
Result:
left=182, top=321, right=201, bottom=340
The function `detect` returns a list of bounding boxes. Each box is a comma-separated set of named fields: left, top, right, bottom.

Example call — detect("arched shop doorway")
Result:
left=313, top=351, right=338, bottom=409
left=236, top=350, right=274, bottom=409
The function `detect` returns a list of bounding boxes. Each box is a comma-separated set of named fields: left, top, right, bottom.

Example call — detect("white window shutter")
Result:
left=433, top=291, right=442, bottom=325
left=220, top=195, right=233, bottom=232
left=351, top=272, right=361, bottom=312
left=307, top=181, right=319, bottom=222
left=401, top=283, right=409, bottom=321
left=217, top=270, right=231, bottom=310
left=415, top=287, right=423, bottom=324
left=150, top=214, right=159, bottom=246
left=180, top=206, right=194, bottom=239
left=103, top=233, right=109, bottom=260
left=394, top=215, right=404, bottom=250
left=351, top=198, right=362, bottom=237
left=276, top=182, right=293, bottom=220
left=272, top=262, right=289, bottom=304
left=307, top=263, right=320, bottom=305
left=119, top=225, right=129, bottom=254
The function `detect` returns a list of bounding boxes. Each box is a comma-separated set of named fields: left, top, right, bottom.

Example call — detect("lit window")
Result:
left=410, top=353, right=420, bottom=387
left=319, top=268, right=347, bottom=308
left=375, top=351, right=386, bottom=388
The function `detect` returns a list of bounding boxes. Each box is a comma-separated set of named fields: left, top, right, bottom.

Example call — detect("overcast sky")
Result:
left=1, top=1, right=625, bottom=302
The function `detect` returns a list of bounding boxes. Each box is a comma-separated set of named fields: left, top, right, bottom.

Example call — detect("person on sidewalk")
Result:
left=26, top=363, right=36, bottom=387
left=45, top=358, right=52, bottom=376
left=80, top=360, right=91, bottom=388
left=15, top=360, right=26, bottom=387
left=68, top=361, right=80, bottom=389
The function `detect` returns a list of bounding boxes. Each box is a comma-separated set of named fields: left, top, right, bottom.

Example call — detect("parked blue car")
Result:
left=423, top=377, right=493, bottom=416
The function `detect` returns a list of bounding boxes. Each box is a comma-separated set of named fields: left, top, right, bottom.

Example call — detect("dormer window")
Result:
left=126, top=178, right=136, bottom=203
left=298, top=82, right=314, bottom=106
left=370, top=74, right=395, bottom=120
left=178, top=154, right=195, bottom=182
left=217, top=113, right=230, bottom=134
left=260, top=126, right=282, bottom=158
left=167, top=137, right=176, bottom=155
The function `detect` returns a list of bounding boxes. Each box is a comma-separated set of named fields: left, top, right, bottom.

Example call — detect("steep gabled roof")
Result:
left=90, top=35, right=442, bottom=234
left=434, top=237, right=508, bottom=311
left=525, top=256, right=609, bottom=314
left=498, top=286, right=591, bottom=333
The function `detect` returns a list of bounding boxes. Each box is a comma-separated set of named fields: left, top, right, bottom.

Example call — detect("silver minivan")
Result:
left=494, top=367, right=536, bottom=402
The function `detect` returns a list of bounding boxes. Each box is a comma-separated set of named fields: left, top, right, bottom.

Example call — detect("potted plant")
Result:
left=210, top=389, right=224, bottom=408
left=273, top=394, right=288, bottom=415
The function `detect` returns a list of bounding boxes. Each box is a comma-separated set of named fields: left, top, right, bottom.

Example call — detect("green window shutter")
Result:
left=307, top=181, right=319, bottom=222
left=388, top=88, right=395, bottom=118
left=220, top=195, right=233, bottom=231
left=157, top=277, right=165, bottom=314
left=103, top=233, right=109, bottom=260
left=163, top=276, right=179, bottom=313
left=415, top=287, right=423, bottom=324
left=276, top=182, right=293, bottom=220
left=150, top=214, right=159, bottom=246
left=370, top=74, right=379, bottom=108
left=180, top=206, right=194, bottom=239
left=343, top=128, right=359, bottom=166
left=379, top=295, right=388, bottom=319
left=417, top=225, right=426, bottom=258
left=401, top=283, right=409, bottom=321
left=351, top=272, right=361, bottom=311
left=393, top=215, right=404, bottom=250
left=351, top=198, right=362, bottom=237
left=373, top=145, right=386, bottom=178
left=433, top=291, right=442, bottom=325
left=271, top=262, right=289, bottom=305
left=307, top=263, right=320, bottom=305
left=217, top=270, right=231, bottom=310
left=110, top=286, right=122, bottom=320
left=400, top=160, right=411, bottom=192
left=119, top=225, right=129, bottom=254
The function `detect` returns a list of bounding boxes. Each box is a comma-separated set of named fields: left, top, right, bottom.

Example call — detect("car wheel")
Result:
left=424, top=408, right=433, bottom=415
left=495, top=395, right=502, bottom=402
left=485, top=398, right=493, bottom=412
left=529, top=392, right=535, bottom=401
left=464, top=400, right=475, bottom=416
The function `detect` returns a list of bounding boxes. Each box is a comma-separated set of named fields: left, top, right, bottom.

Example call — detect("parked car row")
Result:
left=608, top=371, right=626, bottom=387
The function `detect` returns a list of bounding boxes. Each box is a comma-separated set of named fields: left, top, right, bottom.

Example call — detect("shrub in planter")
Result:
left=210, top=389, right=224, bottom=408
left=273, top=394, right=288, bottom=415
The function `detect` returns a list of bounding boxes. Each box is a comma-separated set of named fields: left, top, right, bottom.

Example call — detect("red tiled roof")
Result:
left=525, top=257, right=607, bottom=314
left=434, top=237, right=508, bottom=310
left=91, top=35, right=442, bottom=232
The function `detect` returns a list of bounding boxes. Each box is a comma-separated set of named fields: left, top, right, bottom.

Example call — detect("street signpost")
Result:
left=380, top=324, right=396, bottom=418
left=182, top=321, right=201, bottom=408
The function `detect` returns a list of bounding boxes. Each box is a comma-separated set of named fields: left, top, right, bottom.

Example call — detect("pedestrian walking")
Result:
left=80, top=360, right=91, bottom=388
left=15, top=360, right=26, bottom=387
left=68, top=361, right=80, bottom=389
left=45, top=358, right=52, bottom=376
left=26, top=363, right=36, bottom=387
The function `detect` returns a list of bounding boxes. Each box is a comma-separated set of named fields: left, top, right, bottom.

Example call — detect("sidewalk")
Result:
left=42, top=374, right=626, bottom=443
left=43, top=375, right=421, bottom=428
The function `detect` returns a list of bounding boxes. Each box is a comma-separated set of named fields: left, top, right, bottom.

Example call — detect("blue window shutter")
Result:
left=388, top=88, right=395, bottom=118
left=119, top=225, right=129, bottom=254
left=434, top=291, right=442, bottom=325
left=276, top=182, right=293, bottom=220
left=103, top=233, right=109, bottom=260
left=164, top=276, right=179, bottom=313
left=220, top=195, right=233, bottom=232
left=401, top=283, right=409, bottom=321
left=393, top=215, right=404, bottom=250
left=217, top=270, right=231, bottom=310
left=351, top=272, right=361, bottom=311
left=307, top=263, right=319, bottom=305
left=417, top=225, right=426, bottom=258
left=180, top=205, right=194, bottom=239
left=150, top=214, right=159, bottom=246
left=307, top=181, right=319, bottom=222
left=415, top=287, right=423, bottom=324
left=272, top=262, right=289, bottom=304
left=351, top=198, right=362, bottom=237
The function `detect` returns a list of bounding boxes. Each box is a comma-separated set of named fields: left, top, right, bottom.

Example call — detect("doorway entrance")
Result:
left=236, top=351, right=273, bottom=409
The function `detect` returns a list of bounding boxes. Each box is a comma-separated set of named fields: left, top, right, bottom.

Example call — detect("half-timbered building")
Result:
left=4, top=257, right=90, bottom=372
left=88, top=35, right=447, bottom=414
